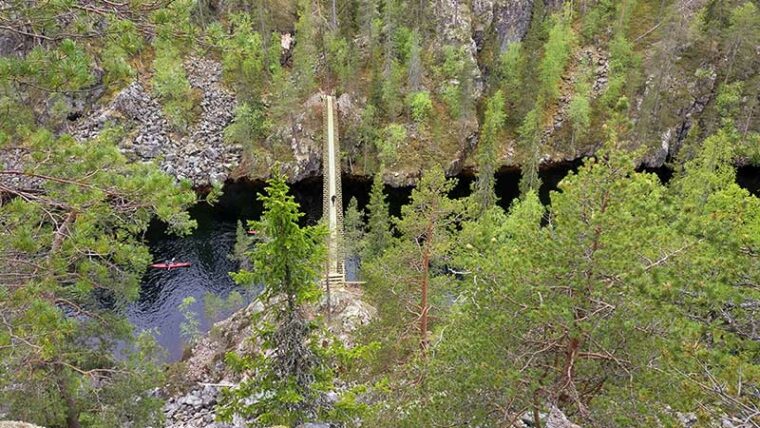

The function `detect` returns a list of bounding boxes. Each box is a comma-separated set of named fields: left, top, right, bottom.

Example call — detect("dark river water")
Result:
left=128, top=164, right=760, bottom=361
left=127, top=183, right=262, bottom=361
left=127, top=177, right=388, bottom=361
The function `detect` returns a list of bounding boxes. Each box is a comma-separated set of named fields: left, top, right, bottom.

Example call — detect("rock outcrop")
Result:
left=162, top=285, right=375, bottom=428
left=72, top=58, right=241, bottom=187
left=493, top=0, right=534, bottom=52
left=0, top=422, right=46, bottom=428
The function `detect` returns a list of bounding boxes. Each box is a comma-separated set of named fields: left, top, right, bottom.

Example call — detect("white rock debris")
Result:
left=71, top=58, right=241, bottom=187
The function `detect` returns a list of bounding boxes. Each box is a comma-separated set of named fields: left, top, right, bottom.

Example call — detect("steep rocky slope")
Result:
left=3, top=0, right=756, bottom=188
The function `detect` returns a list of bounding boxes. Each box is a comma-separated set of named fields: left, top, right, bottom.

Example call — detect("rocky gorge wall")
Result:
left=56, top=0, right=612, bottom=189
left=4, top=0, right=749, bottom=191
left=71, top=58, right=242, bottom=187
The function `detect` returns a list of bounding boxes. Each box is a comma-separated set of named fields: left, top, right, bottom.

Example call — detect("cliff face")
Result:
left=64, top=0, right=536, bottom=186
left=3, top=0, right=758, bottom=187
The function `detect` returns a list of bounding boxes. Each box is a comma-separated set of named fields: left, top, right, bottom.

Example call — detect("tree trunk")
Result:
left=420, top=246, right=430, bottom=352
left=56, top=368, right=81, bottom=428
left=533, top=400, right=543, bottom=428
left=420, top=222, right=434, bottom=352
left=331, top=0, right=338, bottom=30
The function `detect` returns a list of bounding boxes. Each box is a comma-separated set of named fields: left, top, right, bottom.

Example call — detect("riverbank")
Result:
left=161, top=285, right=376, bottom=428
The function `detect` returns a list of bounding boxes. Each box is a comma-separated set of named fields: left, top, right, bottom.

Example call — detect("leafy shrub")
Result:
left=152, top=40, right=194, bottom=132
left=376, top=123, right=406, bottom=165
left=224, top=102, right=271, bottom=146
left=407, top=91, right=433, bottom=123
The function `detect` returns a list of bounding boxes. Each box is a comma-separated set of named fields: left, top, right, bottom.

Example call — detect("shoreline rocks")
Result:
left=161, top=286, right=376, bottom=428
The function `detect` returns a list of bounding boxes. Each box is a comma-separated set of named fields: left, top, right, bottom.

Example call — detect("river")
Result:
left=128, top=163, right=759, bottom=361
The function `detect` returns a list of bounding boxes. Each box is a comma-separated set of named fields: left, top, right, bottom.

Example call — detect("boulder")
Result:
left=0, top=423, right=46, bottom=428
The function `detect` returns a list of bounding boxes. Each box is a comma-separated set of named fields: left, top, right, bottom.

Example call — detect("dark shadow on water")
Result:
left=128, top=162, right=586, bottom=361
left=737, top=166, right=760, bottom=196
left=129, top=179, right=331, bottom=361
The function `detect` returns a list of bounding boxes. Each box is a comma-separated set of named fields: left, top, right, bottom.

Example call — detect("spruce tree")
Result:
left=219, top=172, right=332, bottom=426
left=364, top=170, right=393, bottom=258
left=343, top=196, right=366, bottom=261
left=473, top=90, right=505, bottom=214
left=292, top=0, right=317, bottom=99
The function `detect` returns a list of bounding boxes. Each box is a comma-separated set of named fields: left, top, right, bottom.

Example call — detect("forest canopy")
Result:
left=0, top=0, right=759, bottom=427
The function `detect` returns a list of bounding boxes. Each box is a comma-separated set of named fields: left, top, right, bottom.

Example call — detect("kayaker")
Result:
left=166, top=257, right=176, bottom=270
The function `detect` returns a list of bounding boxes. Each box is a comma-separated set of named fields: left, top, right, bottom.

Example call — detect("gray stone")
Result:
left=184, top=394, right=203, bottom=408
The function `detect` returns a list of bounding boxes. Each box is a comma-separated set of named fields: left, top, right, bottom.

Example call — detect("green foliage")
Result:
left=376, top=123, right=406, bottom=166
left=150, top=0, right=194, bottom=48
left=0, top=39, right=94, bottom=93
left=567, top=61, right=593, bottom=147
left=0, top=128, right=196, bottom=427
left=474, top=90, right=506, bottom=214
left=4, top=2, right=760, bottom=425
left=394, top=166, right=462, bottom=348
left=102, top=18, right=143, bottom=86
left=292, top=0, right=317, bottom=98
left=325, top=32, right=356, bottom=93
left=716, top=81, right=744, bottom=122
left=364, top=170, right=393, bottom=259
left=406, top=30, right=423, bottom=91
left=225, top=102, right=272, bottom=146
left=229, top=172, right=326, bottom=305
left=179, top=296, right=201, bottom=346
left=497, top=41, right=524, bottom=98
left=436, top=45, right=473, bottom=118
left=580, top=0, right=616, bottom=42
left=407, top=90, right=433, bottom=124
left=204, top=291, right=245, bottom=323
left=220, top=14, right=267, bottom=100
left=517, top=107, right=543, bottom=195
left=600, top=34, right=640, bottom=116
left=343, top=197, right=365, bottom=260
left=724, top=2, right=760, bottom=82
left=152, top=39, right=194, bottom=132
left=219, top=172, right=355, bottom=426
left=380, top=59, right=405, bottom=119
left=539, top=7, right=576, bottom=103
left=378, top=132, right=760, bottom=426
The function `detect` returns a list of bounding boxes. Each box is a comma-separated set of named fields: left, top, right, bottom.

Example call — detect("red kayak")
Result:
left=150, top=262, right=192, bottom=269
left=247, top=230, right=258, bottom=235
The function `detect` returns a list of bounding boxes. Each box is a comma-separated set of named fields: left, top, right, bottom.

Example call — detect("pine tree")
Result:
left=395, top=165, right=461, bottom=351
left=0, top=128, right=196, bottom=427
left=396, top=132, right=760, bottom=426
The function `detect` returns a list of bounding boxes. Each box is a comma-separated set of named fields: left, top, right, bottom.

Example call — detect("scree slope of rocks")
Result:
left=72, top=58, right=241, bottom=187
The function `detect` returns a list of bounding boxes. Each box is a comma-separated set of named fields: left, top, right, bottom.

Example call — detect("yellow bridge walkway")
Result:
left=322, top=95, right=345, bottom=292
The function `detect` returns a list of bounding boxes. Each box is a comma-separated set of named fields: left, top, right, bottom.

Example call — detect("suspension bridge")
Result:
left=322, top=95, right=345, bottom=293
